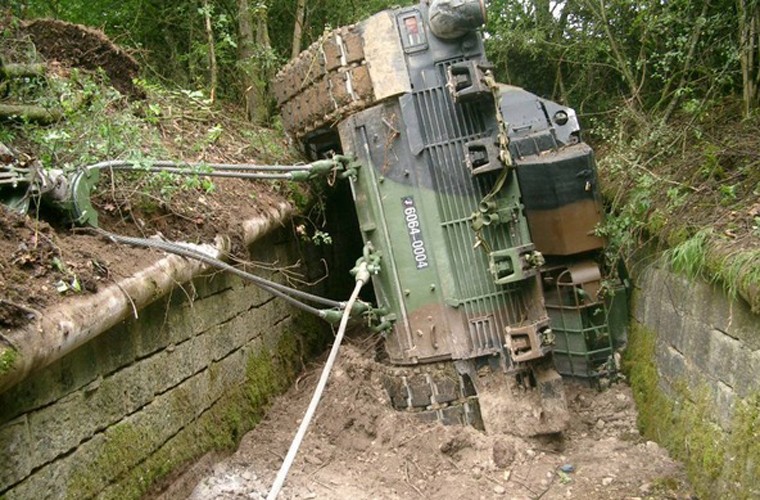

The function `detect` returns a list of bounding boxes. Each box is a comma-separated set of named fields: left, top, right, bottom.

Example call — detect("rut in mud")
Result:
left=158, top=335, right=692, bottom=500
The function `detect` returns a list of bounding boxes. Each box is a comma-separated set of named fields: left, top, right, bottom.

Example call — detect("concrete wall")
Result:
left=631, top=264, right=760, bottom=498
left=0, top=227, right=330, bottom=499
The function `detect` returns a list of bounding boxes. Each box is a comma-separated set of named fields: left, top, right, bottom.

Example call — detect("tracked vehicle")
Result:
left=277, top=0, right=626, bottom=435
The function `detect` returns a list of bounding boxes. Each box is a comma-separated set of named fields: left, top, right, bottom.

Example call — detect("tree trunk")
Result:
left=661, top=0, right=709, bottom=122
left=202, top=0, right=218, bottom=103
left=291, top=0, right=307, bottom=59
left=738, top=0, right=760, bottom=117
left=0, top=62, right=47, bottom=80
left=253, top=3, right=273, bottom=124
left=237, top=0, right=257, bottom=121
left=581, top=0, right=641, bottom=106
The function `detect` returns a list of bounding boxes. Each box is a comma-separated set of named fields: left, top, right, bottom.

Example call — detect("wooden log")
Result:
left=0, top=62, right=47, bottom=80
left=0, top=203, right=294, bottom=394
left=0, top=103, right=62, bottom=124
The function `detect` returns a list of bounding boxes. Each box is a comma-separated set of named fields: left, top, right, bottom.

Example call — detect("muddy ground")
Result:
left=159, top=339, right=693, bottom=500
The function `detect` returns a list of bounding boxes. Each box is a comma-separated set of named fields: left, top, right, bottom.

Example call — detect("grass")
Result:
left=595, top=101, right=760, bottom=313
left=661, top=231, right=760, bottom=313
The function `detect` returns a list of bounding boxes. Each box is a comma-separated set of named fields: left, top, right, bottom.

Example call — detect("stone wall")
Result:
left=0, top=227, right=330, bottom=499
left=630, top=264, right=760, bottom=498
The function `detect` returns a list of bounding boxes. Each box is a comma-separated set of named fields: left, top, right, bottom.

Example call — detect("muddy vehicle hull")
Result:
left=274, top=1, right=625, bottom=434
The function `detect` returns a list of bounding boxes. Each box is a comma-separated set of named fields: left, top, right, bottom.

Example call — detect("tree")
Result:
left=237, top=0, right=274, bottom=124
left=291, top=0, right=307, bottom=60
left=202, top=0, right=218, bottom=103
left=738, top=0, right=760, bottom=117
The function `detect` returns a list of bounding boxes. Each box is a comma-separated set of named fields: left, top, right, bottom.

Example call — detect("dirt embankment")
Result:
left=0, top=19, right=299, bottom=330
left=159, top=340, right=693, bottom=500
left=18, top=18, right=144, bottom=99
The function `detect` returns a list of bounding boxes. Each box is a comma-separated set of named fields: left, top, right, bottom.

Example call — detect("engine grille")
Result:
left=412, top=62, right=528, bottom=357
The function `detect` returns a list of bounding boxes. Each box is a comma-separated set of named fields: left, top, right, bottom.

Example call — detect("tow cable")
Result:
left=266, top=256, right=374, bottom=500
left=4, top=154, right=386, bottom=498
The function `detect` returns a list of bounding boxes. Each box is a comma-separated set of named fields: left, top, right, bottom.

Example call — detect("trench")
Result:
left=0, top=182, right=757, bottom=499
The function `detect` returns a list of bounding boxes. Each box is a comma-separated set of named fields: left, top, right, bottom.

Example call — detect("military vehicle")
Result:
left=272, top=0, right=628, bottom=435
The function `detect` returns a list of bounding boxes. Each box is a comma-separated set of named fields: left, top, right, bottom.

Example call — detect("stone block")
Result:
left=131, top=297, right=182, bottom=358
left=660, top=270, right=692, bottom=314
left=705, top=329, right=742, bottom=390
left=0, top=368, right=63, bottom=424
left=0, top=416, right=32, bottom=489
left=656, top=345, right=687, bottom=387
left=117, top=362, right=157, bottom=414
left=693, top=281, right=734, bottom=334
left=681, top=315, right=711, bottom=375
left=27, top=392, right=91, bottom=467
left=26, top=371, right=134, bottom=468
left=187, top=272, right=236, bottom=301
left=3, top=443, right=78, bottom=500
left=0, top=339, right=103, bottom=425
left=92, top=322, right=137, bottom=376
left=724, top=296, right=760, bottom=351
left=183, top=282, right=273, bottom=339
left=656, top=300, right=686, bottom=353
left=208, top=349, right=248, bottom=406
left=711, top=380, right=736, bottom=431
left=138, top=333, right=211, bottom=397
left=733, top=349, right=760, bottom=398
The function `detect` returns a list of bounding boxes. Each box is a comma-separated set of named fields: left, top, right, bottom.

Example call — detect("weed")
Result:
left=662, top=231, right=760, bottom=310
left=719, top=184, right=738, bottom=205
left=663, top=229, right=711, bottom=280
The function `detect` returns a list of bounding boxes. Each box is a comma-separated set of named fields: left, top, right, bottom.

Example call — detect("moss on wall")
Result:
left=624, top=322, right=759, bottom=499
left=0, top=347, right=18, bottom=377
left=725, top=394, right=760, bottom=499
left=65, top=312, right=329, bottom=499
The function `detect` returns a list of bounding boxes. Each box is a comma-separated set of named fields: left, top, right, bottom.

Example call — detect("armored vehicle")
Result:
left=273, top=0, right=626, bottom=435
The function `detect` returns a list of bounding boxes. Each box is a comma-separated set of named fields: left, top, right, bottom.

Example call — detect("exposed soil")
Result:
left=0, top=173, right=288, bottom=329
left=19, top=19, right=144, bottom=99
left=0, top=19, right=304, bottom=330
left=160, top=339, right=693, bottom=500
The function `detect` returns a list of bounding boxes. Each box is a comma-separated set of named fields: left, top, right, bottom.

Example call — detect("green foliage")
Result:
left=596, top=102, right=760, bottom=312
left=485, top=0, right=749, bottom=124
left=17, top=69, right=166, bottom=169
left=268, top=0, right=413, bottom=59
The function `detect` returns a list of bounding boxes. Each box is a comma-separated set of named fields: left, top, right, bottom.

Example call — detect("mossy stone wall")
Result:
left=0, top=227, right=330, bottom=499
left=628, top=265, right=760, bottom=499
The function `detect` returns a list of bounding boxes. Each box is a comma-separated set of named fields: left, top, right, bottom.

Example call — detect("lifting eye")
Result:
left=554, top=110, right=569, bottom=126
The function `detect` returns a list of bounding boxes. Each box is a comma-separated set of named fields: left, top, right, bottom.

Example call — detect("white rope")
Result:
left=266, top=262, right=369, bottom=499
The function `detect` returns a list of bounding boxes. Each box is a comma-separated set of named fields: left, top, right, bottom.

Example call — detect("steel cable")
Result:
left=92, top=228, right=345, bottom=317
